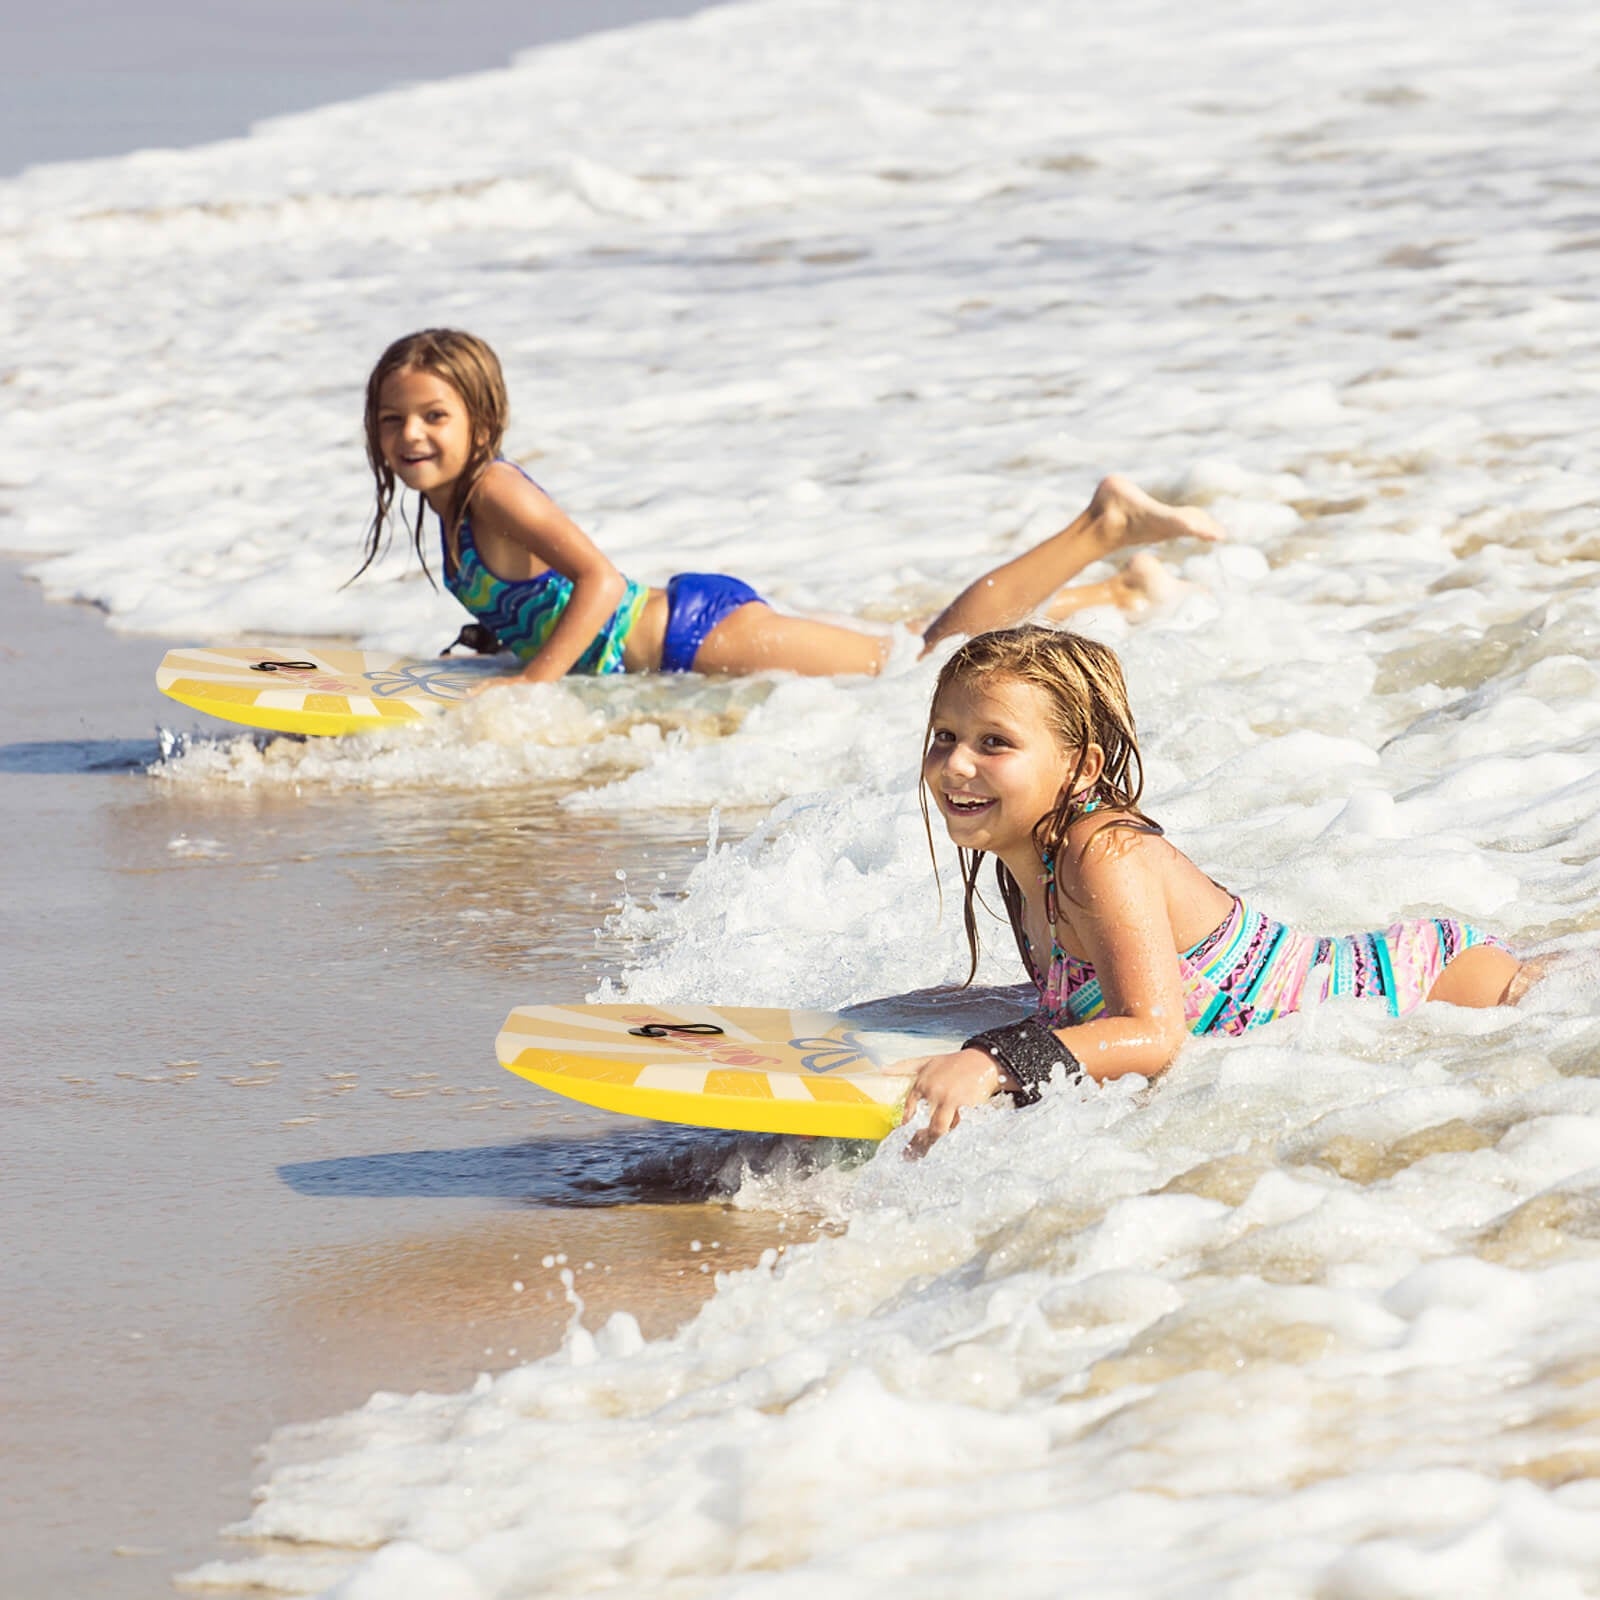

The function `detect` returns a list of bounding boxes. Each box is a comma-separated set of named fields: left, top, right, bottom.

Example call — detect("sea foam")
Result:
left=9, top=0, right=1600, bottom=1594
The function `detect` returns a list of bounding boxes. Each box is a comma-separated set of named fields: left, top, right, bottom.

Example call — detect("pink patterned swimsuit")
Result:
left=1033, top=897, right=1508, bottom=1037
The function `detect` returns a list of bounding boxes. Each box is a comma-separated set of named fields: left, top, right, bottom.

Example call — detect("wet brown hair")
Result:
left=921, top=624, right=1160, bottom=982
left=350, top=329, right=510, bottom=587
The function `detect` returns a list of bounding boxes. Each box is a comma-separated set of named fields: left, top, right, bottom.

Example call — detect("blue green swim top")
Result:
left=442, top=464, right=648, bottom=676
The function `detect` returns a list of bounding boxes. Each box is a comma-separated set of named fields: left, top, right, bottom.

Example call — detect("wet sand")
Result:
left=0, top=2, right=758, bottom=1590
left=0, top=564, right=793, bottom=1597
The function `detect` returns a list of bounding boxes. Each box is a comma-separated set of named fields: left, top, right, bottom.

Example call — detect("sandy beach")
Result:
left=0, top=562, right=791, bottom=1596
left=7, top=0, right=1600, bottom=1594
left=3, top=5, right=754, bottom=1592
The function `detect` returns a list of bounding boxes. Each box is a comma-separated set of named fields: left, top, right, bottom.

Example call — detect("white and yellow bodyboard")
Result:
left=156, top=644, right=515, bottom=736
left=498, top=1004, right=963, bottom=1141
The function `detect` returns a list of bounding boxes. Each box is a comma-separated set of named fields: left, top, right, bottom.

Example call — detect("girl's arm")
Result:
left=469, top=465, right=630, bottom=683
left=895, top=829, right=1189, bottom=1151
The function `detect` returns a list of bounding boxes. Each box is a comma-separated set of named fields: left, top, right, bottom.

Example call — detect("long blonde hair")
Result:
left=351, top=328, right=510, bottom=586
left=922, top=624, right=1159, bottom=981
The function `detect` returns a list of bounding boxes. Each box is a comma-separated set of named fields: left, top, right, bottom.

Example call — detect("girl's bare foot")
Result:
left=1113, top=551, right=1185, bottom=613
left=1092, top=474, right=1226, bottom=551
left=1505, top=955, right=1552, bottom=1006
left=918, top=473, right=1222, bottom=649
left=1043, top=552, right=1187, bottom=621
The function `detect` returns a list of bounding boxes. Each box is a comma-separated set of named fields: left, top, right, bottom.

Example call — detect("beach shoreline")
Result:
left=1, top=13, right=776, bottom=1583
left=0, top=563, right=788, bottom=1599
left=10, top=0, right=1600, bottom=1591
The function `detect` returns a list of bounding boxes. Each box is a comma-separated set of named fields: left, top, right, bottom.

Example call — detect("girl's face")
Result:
left=925, top=674, right=1082, bottom=866
left=375, top=366, right=476, bottom=508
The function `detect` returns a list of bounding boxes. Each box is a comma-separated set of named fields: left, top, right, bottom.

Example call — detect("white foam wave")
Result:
left=189, top=984, right=1600, bottom=1597
left=15, top=0, right=1600, bottom=1592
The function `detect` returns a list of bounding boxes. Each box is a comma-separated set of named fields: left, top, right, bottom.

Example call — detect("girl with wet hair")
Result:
left=895, top=625, right=1525, bottom=1149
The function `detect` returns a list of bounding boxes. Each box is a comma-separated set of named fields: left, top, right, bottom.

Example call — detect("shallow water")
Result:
left=5, top=0, right=1600, bottom=1596
left=0, top=566, right=810, bottom=1599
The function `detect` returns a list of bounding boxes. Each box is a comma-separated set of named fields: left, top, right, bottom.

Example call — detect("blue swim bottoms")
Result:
left=660, top=573, right=766, bottom=673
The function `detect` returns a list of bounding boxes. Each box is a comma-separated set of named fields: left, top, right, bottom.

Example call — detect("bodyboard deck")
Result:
left=156, top=644, right=517, bottom=736
left=498, top=1003, right=963, bottom=1141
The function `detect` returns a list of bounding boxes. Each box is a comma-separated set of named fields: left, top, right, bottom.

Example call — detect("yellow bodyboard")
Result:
left=498, top=1004, right=963, bottom=1141
left=156, top=644, right=519, bottom=736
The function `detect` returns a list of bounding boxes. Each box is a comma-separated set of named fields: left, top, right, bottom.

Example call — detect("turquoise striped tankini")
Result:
left=1034, top=899, right=1507, bottom=1037
left=442, top=465, right=647, bottom=676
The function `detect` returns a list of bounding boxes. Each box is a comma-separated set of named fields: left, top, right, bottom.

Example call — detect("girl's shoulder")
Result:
left=470, top=458, right=558, bottom=525
left=1062, top=810, right=1221, bottom=916
left=1065, top=803, right=1161, bottom=844
left=1060, top=806, right=1166, bottom=875
left=475, top=457, right=545, bottom=499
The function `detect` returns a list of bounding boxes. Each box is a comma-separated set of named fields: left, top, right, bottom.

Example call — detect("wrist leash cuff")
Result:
left=964, top=1018, right=1085, bottom=1107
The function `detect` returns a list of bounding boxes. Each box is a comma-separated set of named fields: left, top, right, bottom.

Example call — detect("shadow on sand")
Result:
left=0, top=737, right=159, bottom=774
left=278, top=1126, right=870, bottom=1207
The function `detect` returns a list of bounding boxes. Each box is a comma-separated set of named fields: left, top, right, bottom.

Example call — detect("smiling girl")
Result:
left=894, top=625, right=1526, bottom=1149
left=354, top=329, right=1224, bottom=680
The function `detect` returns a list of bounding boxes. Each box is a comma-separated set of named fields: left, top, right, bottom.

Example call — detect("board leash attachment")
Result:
left=249, top=659, right=320, bottom=672
left=628, top=1021, right=727, bottom=1038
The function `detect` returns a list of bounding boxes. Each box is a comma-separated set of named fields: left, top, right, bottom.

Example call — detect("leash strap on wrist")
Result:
left=963, top=1018, right=1085, bottom=1106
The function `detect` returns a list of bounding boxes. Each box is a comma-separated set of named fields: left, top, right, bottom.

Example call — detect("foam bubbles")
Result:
left=15, top=0, right=1596, bottom=1593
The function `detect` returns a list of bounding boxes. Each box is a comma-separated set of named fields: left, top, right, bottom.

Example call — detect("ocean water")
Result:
left=6, top=0, right=1600, bottom=1594
left=0, top=0, right=720, bottom=175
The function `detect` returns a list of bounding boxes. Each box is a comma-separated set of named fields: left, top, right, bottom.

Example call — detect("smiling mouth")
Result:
left=943, top=794, right=995, bottom=815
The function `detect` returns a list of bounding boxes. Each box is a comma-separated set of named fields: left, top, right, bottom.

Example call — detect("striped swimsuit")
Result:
left=443, top=465, right=648, bottom=676
left=1033, top=898, right=1507, bottom=1037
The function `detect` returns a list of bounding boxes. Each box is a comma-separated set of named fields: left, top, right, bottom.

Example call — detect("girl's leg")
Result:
left=1426, top=944, right=1524, bottom=1008
left=920, top=475, right=1223, bottom=650
left=691, top=603, right=891, bottom=676
left=688, top=476, right=1223, bottom=678
left=1043, top=552, right=1178, bottom=622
